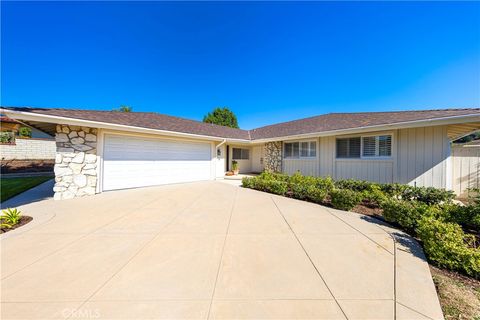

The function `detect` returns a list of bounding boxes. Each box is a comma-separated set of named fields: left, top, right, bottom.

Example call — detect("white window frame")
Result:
left=284, top=140, right=317, bottom=159
left=232, top=147, right=250, bottom=160
left=336, top=133, right=393, bottom=160
left=360, top=133, right=392, bottom=159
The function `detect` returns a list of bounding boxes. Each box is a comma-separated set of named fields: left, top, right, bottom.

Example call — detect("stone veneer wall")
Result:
left=53, top=125, right=98, bottom=200
left=264, top=141, right=282, bottom=172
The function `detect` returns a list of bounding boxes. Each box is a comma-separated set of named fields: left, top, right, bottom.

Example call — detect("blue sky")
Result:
left=2, top=1, right=479, bottom=129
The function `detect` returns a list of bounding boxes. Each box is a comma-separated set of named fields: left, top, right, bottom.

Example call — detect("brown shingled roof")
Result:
left=249, top=109, right=480, bottom=140
left=1, top=107, right=479, bottom=141
left=1, top=107, right=251, bottom=140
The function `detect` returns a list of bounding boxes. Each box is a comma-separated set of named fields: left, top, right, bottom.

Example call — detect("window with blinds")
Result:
left=284, top=141, right=316, bottom=158
left=336, top=137, right=361, bottom=158
left=232, top=148, right=250, bottom=160
left=362, top=135, right=392, bottom=157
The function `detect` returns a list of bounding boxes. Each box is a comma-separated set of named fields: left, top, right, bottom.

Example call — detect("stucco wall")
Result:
left=0, top=138, right=56, bottom=160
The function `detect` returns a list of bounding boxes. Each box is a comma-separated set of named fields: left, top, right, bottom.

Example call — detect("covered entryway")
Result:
left=102, top=134, right=212, bottom=191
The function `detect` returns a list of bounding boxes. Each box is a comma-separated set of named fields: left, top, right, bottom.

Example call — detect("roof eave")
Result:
left=251, top=113, right=480, bottom=142
left=0, top=108, right=251, bottom=143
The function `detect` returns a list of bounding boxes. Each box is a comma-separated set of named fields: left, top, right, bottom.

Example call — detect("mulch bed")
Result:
left=0, top=216, right=33, bottom=234
left=352, top=203, right=384, bottom=218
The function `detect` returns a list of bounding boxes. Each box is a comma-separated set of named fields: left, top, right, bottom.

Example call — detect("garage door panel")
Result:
left=103, top=135, right=212, bottom=191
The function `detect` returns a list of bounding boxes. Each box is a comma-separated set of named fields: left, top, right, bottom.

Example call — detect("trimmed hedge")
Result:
left=333, top=178, right=455, bottom=205
left=381, top=199, right=431, bottom=233
left=417, top=216, right=480, bottom=278
left=330, top=189, right=362, bottom=211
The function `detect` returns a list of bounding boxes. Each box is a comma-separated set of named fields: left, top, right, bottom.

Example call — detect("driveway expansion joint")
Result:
left=270, top=196, right=349, bottom=320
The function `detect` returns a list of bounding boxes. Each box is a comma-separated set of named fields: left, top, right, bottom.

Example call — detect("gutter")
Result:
left=0, top=108, right=249, bottom=143
left=2, top=108, right=479, bottom=144
left=251, top=113, right=480, bottom=143
left=216, top=139, right=227, bottom=149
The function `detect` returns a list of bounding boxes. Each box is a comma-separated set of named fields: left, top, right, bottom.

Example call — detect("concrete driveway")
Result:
left=1, top=181, right=443, bottom=319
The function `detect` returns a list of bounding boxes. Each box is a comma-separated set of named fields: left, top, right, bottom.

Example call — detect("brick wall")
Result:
left=0, top=138, right=56, bottom=160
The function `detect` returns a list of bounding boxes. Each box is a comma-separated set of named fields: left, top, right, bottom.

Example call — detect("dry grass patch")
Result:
left=430, top=265, right=480, bottom=320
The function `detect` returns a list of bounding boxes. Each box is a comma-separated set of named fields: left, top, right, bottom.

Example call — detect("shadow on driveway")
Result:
left=1, top=179, right=54, bottom=209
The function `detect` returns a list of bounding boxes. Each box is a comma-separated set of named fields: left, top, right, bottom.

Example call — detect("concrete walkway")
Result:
left=0, top=181, right=443, bottom=319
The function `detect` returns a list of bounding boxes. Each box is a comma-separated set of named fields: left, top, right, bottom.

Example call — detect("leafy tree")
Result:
left=203, top=107, right=239, bottom=128
left=114, top=105, right=132, bottom=112
left=454, top=131, right=480, bottom=143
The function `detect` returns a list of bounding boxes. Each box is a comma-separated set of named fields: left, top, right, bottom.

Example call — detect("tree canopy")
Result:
left=203, top=107, right=239, bottom=128
left=113, top=105, right=132, bottom=112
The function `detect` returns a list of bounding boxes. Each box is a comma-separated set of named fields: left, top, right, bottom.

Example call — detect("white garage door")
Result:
left=103, top=134, right=212, bottom=191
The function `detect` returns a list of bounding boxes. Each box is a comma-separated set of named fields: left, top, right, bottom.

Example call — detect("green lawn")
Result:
left=1, top=176, right=53, bottom=202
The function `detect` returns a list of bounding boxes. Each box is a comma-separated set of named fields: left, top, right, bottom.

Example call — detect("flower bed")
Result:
left=242, top=172, right=480, bottom=278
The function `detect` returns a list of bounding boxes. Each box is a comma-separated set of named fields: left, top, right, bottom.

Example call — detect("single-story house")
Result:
left=1, top=107, right=479, bottom=200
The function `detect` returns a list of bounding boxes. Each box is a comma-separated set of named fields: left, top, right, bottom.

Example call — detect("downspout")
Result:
left=216, top=139, right=227, bottom=149
left=214, top=139, right=227, bottom=179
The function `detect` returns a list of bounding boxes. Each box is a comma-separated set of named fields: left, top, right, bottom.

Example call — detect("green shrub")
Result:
left=379, top=183, right=408, bottom=197
left=305, top=185, right=328, bottom=204
left=334, top=179, right=374, bottom=192
left=417, top=216, right=480, bottom=278
left=381, top=199, right=432, bottom=232
left=0, top=131, right=15, bottom=144
left=442, top=203, right=480, bottom=232
left=0, top=208, right=22, bottom=226
left=401, top=186, right=455, bottom=205
left=241, top=177, right=256, bottom=189
left=263, top=180, right=288, bottom=195
left=259, top=171, right=289, bottom=182
left=315, top=176, right=335, bottom=191
left=18, top=126, right=32, bottom=138
left=330, top=189, right=362, bottom=211
left=362, top=184, right=388, bottom=207
left=291, top=182, right=310, bottom=200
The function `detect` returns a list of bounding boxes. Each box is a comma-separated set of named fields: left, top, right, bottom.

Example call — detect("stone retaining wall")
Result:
left=53, top=125, right=98, bottom=200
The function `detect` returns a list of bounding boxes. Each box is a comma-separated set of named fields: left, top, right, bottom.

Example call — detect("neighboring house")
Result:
left=451, top=139, right=480, bottom=196
left=0, top=116, right=56, bottom=160
left=1, top=107, right=479, bottom=200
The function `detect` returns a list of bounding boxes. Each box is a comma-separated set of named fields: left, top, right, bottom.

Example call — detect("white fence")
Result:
left=452, top=145, right=480, bottom=196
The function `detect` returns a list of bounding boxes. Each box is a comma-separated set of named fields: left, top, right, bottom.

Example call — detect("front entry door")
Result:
left=252, top=145, right=264, bottom=173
